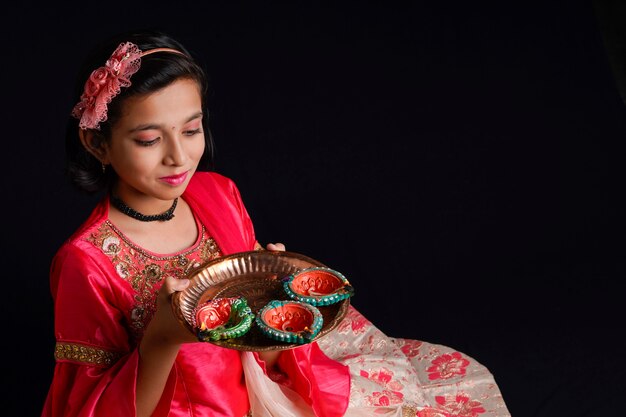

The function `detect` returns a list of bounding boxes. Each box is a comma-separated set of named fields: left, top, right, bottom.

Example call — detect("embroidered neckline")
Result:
left=104, top=218, right=206, bottom=261
left=85, top=216, right=222, bottom=342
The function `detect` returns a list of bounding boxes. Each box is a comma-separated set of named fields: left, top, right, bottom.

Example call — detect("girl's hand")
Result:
left=142, top=275, right=198, bottom=347
left=266, top=242, right=286, bottom=251
left=137, top=276, right=195, bottom=417
left=257, top=350, right=281, bottom=370
left=255, top=243, right=285, bottom=367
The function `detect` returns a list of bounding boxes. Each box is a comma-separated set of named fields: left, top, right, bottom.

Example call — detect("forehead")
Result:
left=118, top=78, right=202, bottom=125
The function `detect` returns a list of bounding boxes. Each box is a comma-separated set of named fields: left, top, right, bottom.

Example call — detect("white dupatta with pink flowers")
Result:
left=242, top=306, right=510, bottom=417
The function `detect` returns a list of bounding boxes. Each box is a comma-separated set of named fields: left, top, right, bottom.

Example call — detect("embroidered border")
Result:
left=104, top=220, right=214, bottom=261
left=55, top=342, right=124, bottom=367
left=86, top=220, right=222, bottom=340
left=402, top=405, right=418, bottom=416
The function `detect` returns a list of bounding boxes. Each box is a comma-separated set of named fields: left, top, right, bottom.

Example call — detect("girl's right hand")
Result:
left=142, top=275, right=198, bottom=347
left=137, top=276, right=195, bottom=417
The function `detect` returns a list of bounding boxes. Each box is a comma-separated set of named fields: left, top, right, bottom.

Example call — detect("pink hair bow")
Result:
left=71, top=42, right=142, bottom=130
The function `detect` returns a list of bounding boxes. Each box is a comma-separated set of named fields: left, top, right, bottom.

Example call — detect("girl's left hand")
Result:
left=258, top=241, right=285, bottom=368
left=266, top=242, right=286, bottom=251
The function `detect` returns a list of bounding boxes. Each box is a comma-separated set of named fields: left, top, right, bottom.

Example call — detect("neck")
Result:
left=109, top=193, right=178, bottom=222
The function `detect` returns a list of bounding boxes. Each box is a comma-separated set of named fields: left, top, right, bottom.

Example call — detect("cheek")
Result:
left=111, top=148, right=157, bottom=175
left=190, top=136, right=206, bottom=160
left=118, top=161, right=153, bottom=180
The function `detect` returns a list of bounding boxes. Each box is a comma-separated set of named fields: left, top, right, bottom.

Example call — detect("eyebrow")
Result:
left=128, top=112, right=203, bottom=133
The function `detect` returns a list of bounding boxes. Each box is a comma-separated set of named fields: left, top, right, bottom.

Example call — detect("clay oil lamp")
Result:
left=283, top=267, right=354, bottom=306
left=255, top=300, right=323, bottom=344
left=192, top=297, right=254, bottom=342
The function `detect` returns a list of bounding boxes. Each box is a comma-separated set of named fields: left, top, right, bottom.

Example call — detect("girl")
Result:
left=43, top=30, right=510, bottom=417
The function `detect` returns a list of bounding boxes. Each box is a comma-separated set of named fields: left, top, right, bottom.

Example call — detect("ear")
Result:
left=78, top=129, right=109, bottom=164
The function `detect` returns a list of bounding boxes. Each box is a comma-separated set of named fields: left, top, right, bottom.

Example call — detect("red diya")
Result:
left=192, top=297, right=254, bottom=342
left=255, top=300, right=323, bottom=344
left=283, top=267, right=354, bottom=306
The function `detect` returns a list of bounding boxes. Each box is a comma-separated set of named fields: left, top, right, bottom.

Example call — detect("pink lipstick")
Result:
left=159, top=171, right=189, bottom=186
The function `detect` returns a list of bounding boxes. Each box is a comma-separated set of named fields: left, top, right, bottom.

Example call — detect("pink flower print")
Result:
left=368, top=390, right=404, bottom=406
left=361, top=367, right=404, bottom=391
left=352, top=355, right=367, bottom=366
left=337, top=314, right=370, bottom=335
left=400, top=339, right=422, bottom=358
left=372, top=368, right=404, bottom=391
left=435, top=394, right=486, bottom=417
left=342, top=353, right=361, bottom=361
left=427, top=352, right=470, bottom=380
left=417, top=408, right=451, bottom=417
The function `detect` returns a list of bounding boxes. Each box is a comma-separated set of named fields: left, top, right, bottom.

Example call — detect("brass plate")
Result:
left=172, top=250, right=350, bottom=351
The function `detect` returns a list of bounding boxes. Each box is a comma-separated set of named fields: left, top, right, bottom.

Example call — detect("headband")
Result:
left=71, top=42, right=185, bottom=130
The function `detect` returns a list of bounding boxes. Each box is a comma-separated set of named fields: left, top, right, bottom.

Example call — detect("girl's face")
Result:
left=103, top=78, right=205, bottom=206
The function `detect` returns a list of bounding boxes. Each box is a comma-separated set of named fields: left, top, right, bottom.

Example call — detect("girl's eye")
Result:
left=184, top=128, right=202, bottom=136
left=135, top=138, right=160, bottom=147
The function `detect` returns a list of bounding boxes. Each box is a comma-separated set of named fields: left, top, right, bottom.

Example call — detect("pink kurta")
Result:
left=42, top=172, right=349, bottom=417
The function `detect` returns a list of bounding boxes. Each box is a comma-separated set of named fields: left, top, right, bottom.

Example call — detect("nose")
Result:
left=163, top=134, right=188, bottom=166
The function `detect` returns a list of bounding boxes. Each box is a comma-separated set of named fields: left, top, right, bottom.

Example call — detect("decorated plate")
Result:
left=172, top=250, right=350, bottom=351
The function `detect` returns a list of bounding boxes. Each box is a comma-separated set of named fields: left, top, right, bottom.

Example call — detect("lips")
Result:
left=159, top=170, right=189, bottom=186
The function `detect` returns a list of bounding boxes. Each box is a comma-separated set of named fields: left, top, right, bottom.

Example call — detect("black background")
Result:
left=2, top=1, right=626, bottom=416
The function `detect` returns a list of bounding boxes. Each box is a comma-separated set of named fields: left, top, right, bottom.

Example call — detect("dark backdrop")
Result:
left=2, top=2, right=625, bottom=416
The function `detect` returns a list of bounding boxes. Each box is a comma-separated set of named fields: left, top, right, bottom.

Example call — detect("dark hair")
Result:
left=65, top=30, right=214, bottom=193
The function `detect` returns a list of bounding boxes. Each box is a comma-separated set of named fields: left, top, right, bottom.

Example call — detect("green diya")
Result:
left=193, top=297, right=254, bottom=342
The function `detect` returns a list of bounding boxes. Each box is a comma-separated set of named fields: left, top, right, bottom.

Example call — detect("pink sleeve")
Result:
left=226, top=177, right=257, bottom=251
left=41, top=244, right=175, bottom=417
left=183, top=172, right=257, bottom=254
left=254, top=343, right=350, bottom=417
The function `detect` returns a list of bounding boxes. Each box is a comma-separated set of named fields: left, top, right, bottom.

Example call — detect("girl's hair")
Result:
left=65, top=30, right=214, bottom=193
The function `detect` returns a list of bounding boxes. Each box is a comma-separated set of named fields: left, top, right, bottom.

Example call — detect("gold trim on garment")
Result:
left=105, top=220, right=214, bottom=261
left=54, top=342, right=123, bottom=367
left=402, top=405, right=419, bottom=416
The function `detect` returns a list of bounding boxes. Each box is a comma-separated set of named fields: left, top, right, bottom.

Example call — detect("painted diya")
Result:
left=192, top=297, right=254, bottom=342
left=255, top=300, right=323, bottom=344
left=283, top=267, right=354, bottom=306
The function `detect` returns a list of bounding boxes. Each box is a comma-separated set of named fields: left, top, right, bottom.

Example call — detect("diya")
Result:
left=192, top=297, right=254, bottom=342
left=283, top=267, right=354, bottom=306
left=255, top=300, right=323, bottom=345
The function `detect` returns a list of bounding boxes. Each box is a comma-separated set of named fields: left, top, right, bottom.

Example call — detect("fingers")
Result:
left=158, top=276, right=190, bottom=303
left=170, top=277, right=190, bottom=293
left=163, top=276, right=190, bottom=293
left=257, top=350, right=281, bottom=369
left=266, top=242, right=286, bottom=251
left=150, top=276, right=196, bottom=344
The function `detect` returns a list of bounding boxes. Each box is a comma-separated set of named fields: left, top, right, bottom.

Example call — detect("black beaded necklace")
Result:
left=110, top=195, right=178, bottom=222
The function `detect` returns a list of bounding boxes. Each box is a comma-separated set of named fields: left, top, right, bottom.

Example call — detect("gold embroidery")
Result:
left=402, top=405, right=418, bottom=416
left=103, top=220, right=217, bottom=261
left=55, top=342, right=123, bottom=367
left=86, top=219, right=222, bottom=341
